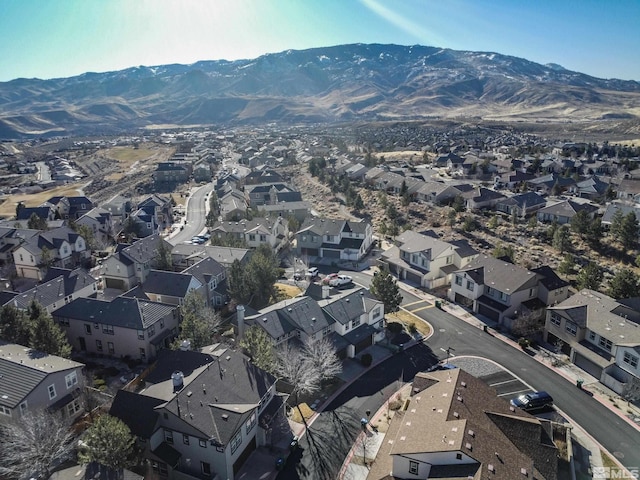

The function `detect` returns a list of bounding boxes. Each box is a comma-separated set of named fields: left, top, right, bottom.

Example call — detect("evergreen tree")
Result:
left=228, top=259, right=251, bottom=305
left=552, top=225, right=571, bottom=253
left=245, top=244, right=279, bottom=308
left=155, top=239, right=173, bottom=271
left=369, top=267, right=402, bottom=314
left=557, top=254, right=575, bottom=276
left=175, top=291, right=221, bottom=350
left=610, top=208, right=625, bottom=241
left=0, top=304, right=32, bottom=346
left=576, top=262, right=603, bottom=291
left=608, top=269, right=640, bottom=299
left=240, top=325, right=275, bottom=373
left=492, top=244, right=515, bottom=262
left=28, top=301, right=72, bottom=358
left=78, top=415, right=136, bottom=469
left=27, top=212, right=48, bottom=231
left=619, top=212, right=639, bottom=250
left=585, top=218, right=603, bottom=247
left=452, top=195, right=465, bottom=212
left=570, top=210, right=590, bottom=235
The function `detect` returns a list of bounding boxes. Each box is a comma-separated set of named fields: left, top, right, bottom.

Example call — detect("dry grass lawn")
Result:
left=275, top=283, right=303, bottom=299
left=290, top=402, right=315, bottom=423
left=0, top=183, right=85, bottom=218
left=388, top=309, right=432, bottom=337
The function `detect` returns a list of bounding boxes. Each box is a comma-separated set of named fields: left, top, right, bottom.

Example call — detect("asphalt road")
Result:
left=168, top=182, right=215, bottom=246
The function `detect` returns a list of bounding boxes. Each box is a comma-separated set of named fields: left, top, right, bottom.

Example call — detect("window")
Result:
left=201, top=462, right=211, bottom=476
left=140, top=348, right=146, bottom=360
left=245, top=411, right=257, bottom=434
left=59, top=318, right=69, bottom=327
left=65, top=371, right=78, bottom=389
left=466, top=280, right=473, bottom=291
left=499, top=291, right=509, bottom=302
left=66, top=398, right=81, bottom=416
left=259, top=235, right=266, bottom=242
left=183, top=434, right=190, bottom=445
left=48, top=384, right=57, bottom=400
left=456, top=453, right=462, bottom=460
left=372, top=307, right=381, bottom=319
left=199, top=438, right=207, bottom=448
left=216, top=445, right=225, bottom=453
left=565, top=322, right=577, bottom=336
left=19, top=402, right=28, bottom=416
left=589, top=331, right=596, bottom=342
left=550, top=312, right=562, bottom=327
left=137, top=330, right=145, bottom=340
left=487, top=286, right=495, bottom=297
left=96, top=340, right=103, bottom=352
left=409, top=460, right=419, bottom=475
left=352, top=318, right=361, bottom=328
left=230, top=430, right=242, bottom=454
left=249, top=234, right=255, bottom=241
left=147, top=325, right=155, bottom=338
left=108, top=342, right=115, bottom=354
left=455, top=275, right=463, bottom=286
left=0, top=405, right=11, bottom=417
left=164, top=429, right=174, bottom=444
left=598, top=337, right=613, bottom=352
left=84, top=324, right=92, bottom=335
left=623, top=352, right=639, bottom=368
left=102, top=324, right=114, bottom=335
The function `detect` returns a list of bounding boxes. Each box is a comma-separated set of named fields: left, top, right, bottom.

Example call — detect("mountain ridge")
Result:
left=1, top=43, right=639, bottom=138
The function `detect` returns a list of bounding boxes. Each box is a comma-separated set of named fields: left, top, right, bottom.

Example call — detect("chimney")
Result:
left=171, top=371, right=184, bottom=392
left=237, top=305, right=245, bottom=339
left=322, top=285, right=330, bottom=299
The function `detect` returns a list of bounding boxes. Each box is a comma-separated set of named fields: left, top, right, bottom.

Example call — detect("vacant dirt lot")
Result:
left=0, top=183, right=85, bottom=217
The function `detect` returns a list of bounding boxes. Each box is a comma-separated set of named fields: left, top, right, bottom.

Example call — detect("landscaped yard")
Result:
left=388, top=308, right=432, bottom=338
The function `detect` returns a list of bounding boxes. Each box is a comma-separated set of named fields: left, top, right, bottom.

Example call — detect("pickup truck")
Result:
left=329, top=274, right=352, bottom=287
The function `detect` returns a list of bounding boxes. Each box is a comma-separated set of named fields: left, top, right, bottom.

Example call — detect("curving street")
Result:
left=168, top=182, right=215, bottom=245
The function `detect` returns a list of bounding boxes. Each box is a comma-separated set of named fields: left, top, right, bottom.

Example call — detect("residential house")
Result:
left=569, top=175, right=611, bottom=200
left=244, top=183, right=297, bottom=207
left=380, top=230, right=478, bottom=289
left=136, top=269, right=204, bottom=306
left=153, top=161, right=191, bottom=184
left=48, top=462, right=143, bottom=480
left=139, top=195, right=174, bottom=232
left=258, top=200, right=311, bottom=223
left=109, top=346, right=288, bottom=480
left=526, top=173, right=575, bottom=195
left=463, top=187, right=507, bottom=211
left=76, top=207, right=115, bottom=246
left=170, top=245, right=251, bottom=270
left=544, top=290, right=640, bottom=395
left=615, top=178, right=640, bottom=203
left=449, top=255, right=570, bottom=329
left=53, top=296, right=179, bottom=361
left=101, top=234, right=172, bottom=290
left=0, top=341, right=85, bottom=422
left=367, top=368, right=558, bottom=480
left=183, top=257, right=229, bottom=309
left=16, top=205, right=56, bottom=222
left=0, top=227, right=40, bottom=264
left=129, top=207, right=159, bottom=237
left=219, top=189, right=247, bottom=221
left=493, top=170, right=536, bottom=190
left=536, top=200, right=598, bottom=224
left=495, top=192, right=547, bottom=218
left=295, top=217, right=373, bottom=262
left=601, top=203, right=640, bottom=231
left=237, top=284, right=385, bottom=358
left=13, top=226, right=89, bottom=280
left=209, top=217, right=287, bottom=250
left=46, top=196, right=94, bottom=220
left=415, top=182, right=473, bottom=205
left=5, top=267, right=98, bottom=314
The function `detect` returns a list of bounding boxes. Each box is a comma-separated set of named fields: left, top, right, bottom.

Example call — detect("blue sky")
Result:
left=1, top=0, right=639, bottom=82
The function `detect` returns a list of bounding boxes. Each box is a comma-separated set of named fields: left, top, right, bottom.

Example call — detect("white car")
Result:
left=306, top=267, right=319, bottom=278
left=329, top=274, right=352, bottom=287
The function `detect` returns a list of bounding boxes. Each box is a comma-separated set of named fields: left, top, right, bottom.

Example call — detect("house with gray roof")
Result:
left=258, top=200, right=311, bottom=223
left=12, top=226, right=89, bottom=280
left=295, top=217, right=373, bottom=263
left=601, top=203, right=640, bottom=232
left=380, top=230, right=478, bottom=289
left=53, top=296, right=179, bottom=362
left=536, top=199, right=598, bottom=224
left=170, top=244, right=251, bottom=270
left=463, top=187, right=507, bottom=211
left=101, top=233, right=172, bottom=291
left=76, top=207, right=115, bottom=246
left=109, top=346, right=287, bottom=480
left=544, top=289, right=640, bottom=395
left=0, top=341, right=85, bottom=422
left=449, top=255, right=570, bottom=329
left=16, top=205, right=56, bottom=222
left=495, top=191, right=547, bottom=217
left=368, top=368, right=558, bottom=480
left=4, top=267, right=98, bottom=314
left=137, top=270, right=203, bottom=306
left=183, top=257, right=229, bottom=309
left=415, top=182, right=474, bottom=205
left=569, top=175, right=611, bottom=200
left=209, top=216, right=287, bottom=250
left=237, top=284, right=385, bottom=359
left=0, top=227, right=40, bottom=263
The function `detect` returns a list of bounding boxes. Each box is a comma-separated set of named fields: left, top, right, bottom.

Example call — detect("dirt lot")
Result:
left=0, top=183, right=85, bottom=217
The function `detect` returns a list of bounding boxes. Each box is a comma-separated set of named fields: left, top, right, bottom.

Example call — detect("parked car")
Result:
left=510, top=391, right=553, bottom=411
left=307, top=267, right=319, bottom=278
left=329, top=274, right=353, bottom=287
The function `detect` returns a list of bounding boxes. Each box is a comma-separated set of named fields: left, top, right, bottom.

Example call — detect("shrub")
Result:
left=388, top=399, right=403, bottom=411
left=386, top=322, right=403, bottom=334
left=360, top=353, right=373, bottom=367
left=518, top=337, right=530, bottom=349
left=407, top=323, right=418, bottom=334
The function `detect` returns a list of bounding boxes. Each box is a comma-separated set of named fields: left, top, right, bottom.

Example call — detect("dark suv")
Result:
left=510, top=391, right=553, bottom=411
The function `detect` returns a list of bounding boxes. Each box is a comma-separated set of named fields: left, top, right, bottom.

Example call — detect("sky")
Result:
left=1, top=0, right=640, bottom=83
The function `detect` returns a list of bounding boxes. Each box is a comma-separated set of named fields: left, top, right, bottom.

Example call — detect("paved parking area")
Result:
left=480, top=370, right=532, bottom=399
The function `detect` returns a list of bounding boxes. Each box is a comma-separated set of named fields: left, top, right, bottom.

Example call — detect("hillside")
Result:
left=1, top=43, right=640, bottom=138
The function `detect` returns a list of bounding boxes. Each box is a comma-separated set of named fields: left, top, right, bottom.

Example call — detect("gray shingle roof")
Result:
left=455, top=255, right=540, bottom=293
left=142, top=270, right=198, bottom=298
left=12, top=267, right=97, bottom=311
left=53, top=296, right=175, bottom=330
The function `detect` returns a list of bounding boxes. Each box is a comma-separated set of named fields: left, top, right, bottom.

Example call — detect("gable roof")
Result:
left=52, top=296, right=176, bottom=330
left=0, top=341, right=84, bottom=408
left=11, top=267, right=97, bottom=310
left=455, top=255, right=540, bottom=293
left=142, top=270, right=199, bottom=298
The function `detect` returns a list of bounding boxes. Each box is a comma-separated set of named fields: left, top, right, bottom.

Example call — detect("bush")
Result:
left=518, top=337, right=530, bottom=349
left=388, top=400, right=403, bottom=411
left=387, top=322, right=403, bottom=334
left=360, top=353, right=373, bottom=367
left=407, top=323, right=418, bottom=334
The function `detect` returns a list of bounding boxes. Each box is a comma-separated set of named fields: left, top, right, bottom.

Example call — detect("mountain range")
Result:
left=1, top=43, right=640, bottom=139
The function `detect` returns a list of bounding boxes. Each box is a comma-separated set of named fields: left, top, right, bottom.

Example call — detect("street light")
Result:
left=440, top=346, right=455, bottom=364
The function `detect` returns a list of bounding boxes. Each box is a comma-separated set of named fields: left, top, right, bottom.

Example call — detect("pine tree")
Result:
left=78, top=415, right=135, bottom=469
left=240, top=325, right=275, bottom=373
left=369, top=267, right=403, bottom=314
left=576, top=262, right=603, bottom=291
left=619, top=212, right=639, bottom=250
left=608, top=269, right=640, bottom=299
left=552, top=225, right=571, bottom=253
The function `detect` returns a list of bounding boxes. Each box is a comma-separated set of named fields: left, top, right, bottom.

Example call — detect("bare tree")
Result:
left=511, top=308, right=544, bottom=338
left=274, top=341, right=322, bottom=407
left=303, top=336, right=343, bottom=383
left=0, top=409, right=75, bottom=479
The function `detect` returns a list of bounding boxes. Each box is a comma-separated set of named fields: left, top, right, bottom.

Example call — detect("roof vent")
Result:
left=453, top=411, right=459, bottom=418
left=520, top=467, right=528, bottom=476
left=488, top=464, right=495, bottom=473
left=468, top=429, right=475, bottom=437
left=221, top=414, right=229, bottom=420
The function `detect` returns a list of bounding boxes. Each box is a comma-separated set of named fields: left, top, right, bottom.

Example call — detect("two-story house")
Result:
left=0, top=227, right=40, bottom=263
left=109, top=346, right=288, bottom=480
left=134, top=269, right=204, bottom=306
left=544, top=290, right=640, bottom=395
left=47, top=196, right=95, bottom=220
left=139, top=194, right=174, bottom=232
left=101, top=234, right=172, bottom=290
left=183, top=257, right=229, bottom=309
left=13, top=226, right=89, bottom=280
left=170, top=245, right=251, bottom=270
left=536, top=200, right=599, bottom=225
left=53, top=296, right=179, bottom=362
left=209, top=217, right=286, bottom=250
left=380, top=230, right=478, bottom=289
left=449, top=255, right=570, bottom=329
left=4, top=267, right=98, bottom=314
left=237, top=284, right=385, bottom=358
left=296, top=217, right=373, bottom=263
left=75, top=207, right=115, bottom=246
left=0, top=341, right=85, bottom=422
left=368, top=368, right=558, bottom=480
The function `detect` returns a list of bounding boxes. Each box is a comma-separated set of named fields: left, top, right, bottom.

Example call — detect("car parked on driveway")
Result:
left=329, top=274, right=352, bottom=287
